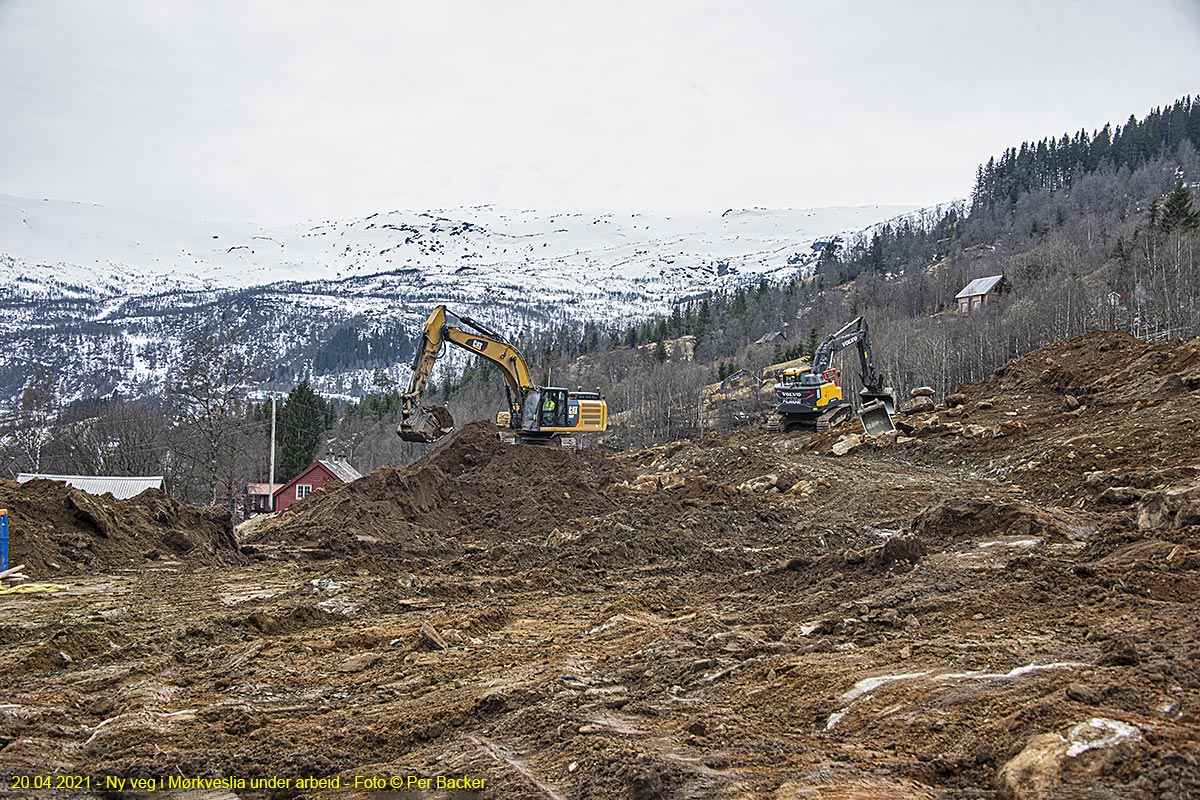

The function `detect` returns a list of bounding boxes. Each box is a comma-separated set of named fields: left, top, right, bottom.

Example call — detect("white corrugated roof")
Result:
left=17, top=473, right=164, bottom=500
left=956, top=274, right=1005, bottom=299
left=319, top=459, right=363, bottom=484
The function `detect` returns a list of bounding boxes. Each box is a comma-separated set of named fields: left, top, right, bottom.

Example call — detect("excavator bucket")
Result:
left=859, top=400, right=896, bottom=436
left=397, top=404, right=456, bottom=443
left=858, top=387, right=897, bottom=436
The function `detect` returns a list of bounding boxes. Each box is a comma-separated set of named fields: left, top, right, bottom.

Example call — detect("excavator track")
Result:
left=816, top=405, right=852, bottom=432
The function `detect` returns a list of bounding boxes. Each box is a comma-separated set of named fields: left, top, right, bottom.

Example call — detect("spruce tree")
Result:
left=1160, top=179, right=1200, bottom=233
left=278, top=381, right=329, bottom=481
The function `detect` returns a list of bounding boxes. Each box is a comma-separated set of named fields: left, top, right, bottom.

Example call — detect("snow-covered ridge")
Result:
left=0, top=194, right=915, bottom=402
left=0, top=193, right=912, bottom=297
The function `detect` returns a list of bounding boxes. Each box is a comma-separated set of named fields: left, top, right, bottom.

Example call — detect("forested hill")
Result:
left=435, top=96, right=1200, bottom=449
left=971, top=97, right=1200, bottom=209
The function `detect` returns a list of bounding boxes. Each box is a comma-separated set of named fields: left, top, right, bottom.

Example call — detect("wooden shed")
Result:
left=955, top=274, right=1007, bottom=315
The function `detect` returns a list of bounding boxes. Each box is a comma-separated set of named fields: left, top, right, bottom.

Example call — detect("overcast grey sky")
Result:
left=2, top=1, right=1198, bottom=223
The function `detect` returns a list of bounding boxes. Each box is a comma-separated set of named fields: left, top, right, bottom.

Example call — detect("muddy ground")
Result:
left=2, top=331, right=1199, bottom=799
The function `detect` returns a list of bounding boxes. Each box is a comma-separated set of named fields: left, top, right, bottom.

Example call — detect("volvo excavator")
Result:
left=768, top=317, right=897, bottom=435
left=397, top=305, right=608, bottom=446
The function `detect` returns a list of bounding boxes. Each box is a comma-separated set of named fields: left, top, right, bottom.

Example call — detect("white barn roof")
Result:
left=319, top=459, right=363, bottom=484
left=17, top=473, right=164, bottom=500
left=956, top=275, right=1005, bottom=299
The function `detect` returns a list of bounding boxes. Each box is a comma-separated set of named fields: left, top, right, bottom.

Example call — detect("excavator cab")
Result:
left=521, top=387, right=569, bottom=431
left=540, top=388, right=569, bottom=428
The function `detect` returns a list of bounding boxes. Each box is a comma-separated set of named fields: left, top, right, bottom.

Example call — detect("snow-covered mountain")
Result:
left=0, top=193, right=913, bottom=403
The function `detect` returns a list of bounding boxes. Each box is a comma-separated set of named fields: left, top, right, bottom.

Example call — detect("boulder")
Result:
left=996, top=732, right=1067, bottom=799
left=909, top=386, right=935, bottom=398
left=962, top=423, right=996, bottom=439
left=773, top=470, right=798, bottom=492
left=946, top=392, right=968, bottom=407
left=900, top=396, right=936, bottom=415
left=996, top=719, right=1143, bottom=799
left=830, top=434, right=863, bottom=457
left=1136, top=481, right=1200, bottom=530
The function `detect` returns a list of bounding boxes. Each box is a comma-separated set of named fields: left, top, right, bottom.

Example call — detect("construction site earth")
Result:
left=2, top=330, right=1199, bottom=799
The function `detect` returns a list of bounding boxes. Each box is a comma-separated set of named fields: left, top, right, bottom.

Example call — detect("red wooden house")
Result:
left=272, top=459, right=363, bottom=513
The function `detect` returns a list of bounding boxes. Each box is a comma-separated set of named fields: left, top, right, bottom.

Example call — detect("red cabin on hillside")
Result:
left=273, top=459, right=363, bottom=513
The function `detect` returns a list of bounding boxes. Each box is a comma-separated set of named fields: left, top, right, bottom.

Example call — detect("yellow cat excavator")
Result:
left=397, top=305, right=608, bottom=446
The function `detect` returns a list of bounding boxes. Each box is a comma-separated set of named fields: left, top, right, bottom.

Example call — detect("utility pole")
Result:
left=268, top=394, right=278, bottom=512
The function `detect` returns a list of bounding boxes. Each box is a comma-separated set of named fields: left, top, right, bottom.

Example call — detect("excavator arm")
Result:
left=811, top=317, right=888, bottom=395
left=398, top=305, right=537, bottom=443
left=809, top=316, right=896, bottom=433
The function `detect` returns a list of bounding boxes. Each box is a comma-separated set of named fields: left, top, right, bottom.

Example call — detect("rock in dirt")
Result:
left=1065, top=683, right=1101, bottom=705
left=1096, top=486, right=1143, bottom=506
left=421, top=622, right=449, bottom=651
left=962, top=423, right=996, bottom=439
left=910, top=386, right=935, bottom=398
left=997, top=718, right=1146, bottom=799
left=875, top=535, right=927, bottom=567
left=1136, top=481, right=1200, bottom=530
left=996, top=732, right=1068, bottom=799
left=337, top=652, right=382, bottom=673
left=1097, top=638, right=1139, bottom=666
left=739, top=474, right=780, bottom=493
left=946, top=392, right=968, bottom=407
left=831, top=434, right=864, bottom=456
left=774, top=470, right=798, bottom=492
left=901, top=396, right=936, bottom=415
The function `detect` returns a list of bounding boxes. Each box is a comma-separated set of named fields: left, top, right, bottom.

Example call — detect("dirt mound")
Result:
left=1, top=479, right=242, bottom=577
left=248, top=420, right=628, bottom=558
left=971, top=330, right=1200, bottom=404
left=887, top=332, right=1200, bottom=507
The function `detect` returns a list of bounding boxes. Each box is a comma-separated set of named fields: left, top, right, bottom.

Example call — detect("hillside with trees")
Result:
left=4, top=97, right=1198, bottom=511
left=423, top=96, right=1200, bottom=449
